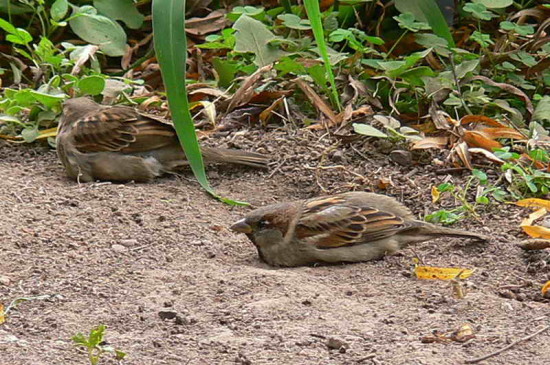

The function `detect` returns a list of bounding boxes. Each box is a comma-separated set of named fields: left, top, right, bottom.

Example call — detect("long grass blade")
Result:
left=152, top=0, right=245, bottom=205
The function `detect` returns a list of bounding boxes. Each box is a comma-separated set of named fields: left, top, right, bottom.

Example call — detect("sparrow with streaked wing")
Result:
left=231, top=192, right=487, bottom=267
left=56, top=98, right=268, bottom=182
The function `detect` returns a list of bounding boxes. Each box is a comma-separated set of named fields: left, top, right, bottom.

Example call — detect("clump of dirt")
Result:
left=0, top=131, right=548, bottom=365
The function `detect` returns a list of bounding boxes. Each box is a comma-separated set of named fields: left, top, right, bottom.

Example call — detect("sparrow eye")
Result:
left=257, top=220, right=270, bottom=229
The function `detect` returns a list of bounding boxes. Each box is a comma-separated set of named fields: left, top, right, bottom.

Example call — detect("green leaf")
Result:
left=476, top=196, right=489, bottom=204
left=415, top=33, right=450, bottom=56
left=69, top=6, right=127, bottom=56
left=277, top=14, right=311, bottom=30
left=455, top=59, right=480, bottom=79
left=212, top=58, right=239, bottom=89
left=437, top=183, right=455, bottom=192
left=500, top=21, right=535, bottom=36
left=472, top=169, right=488, bottom=184
left=94, top=0, right=144, bottom=29
left=394, top=12, right=430, bottom=32
left=51, top=0, right=68, bottom=21
left=425, top=210, right=461, bottom=225
left=274, top=57, right=307, bottom=76
left=472, top=0, right=513, bottom=9
left=228, top=6, right=265, bottom=22
left=29, top=90, right=65, bottom=108
left=77, top=76, right=106, bottom=95
left=0, top=18, right=32, bottom=45
left=153, top=0, right=244, bottom=205
left=88, top=325, right=105, bottom=347
left=115, top=350, right=127, bottom=360
left=533, top=96, right=550, bottom=122
left=352, top=123, right=388, bottom=138
left=394, top=0, right=455, bottom=47
left=71, top=333, right=89, bottom=346
left=21, top=128, right=39, bottom=143
left=233, top=15, right=285, bottom=67
left=463, top=3, right=497, bottom=21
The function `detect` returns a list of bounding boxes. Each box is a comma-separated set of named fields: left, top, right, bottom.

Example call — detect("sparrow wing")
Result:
left=296, top=196, right=407, bottom=248
left=72, top=106, right=176, bottom=153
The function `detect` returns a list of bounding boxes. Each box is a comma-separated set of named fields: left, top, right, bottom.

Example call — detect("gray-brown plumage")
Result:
left=230, top=192, right=487, bottom=267
left=55, top=98, right=268, bottom=182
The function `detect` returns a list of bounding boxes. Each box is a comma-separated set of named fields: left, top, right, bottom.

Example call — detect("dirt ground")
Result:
left=0, top=129, right=549, bottom=365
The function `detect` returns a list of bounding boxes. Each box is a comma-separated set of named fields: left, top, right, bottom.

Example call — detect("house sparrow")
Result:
left=55, top=98, right=268, bottom=182
left=230, top=192, right=488, bottom=267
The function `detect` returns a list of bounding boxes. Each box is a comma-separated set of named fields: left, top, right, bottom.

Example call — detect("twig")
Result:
left=267, top=158, right=286, bottom=179
left=465, top=324, right=550, bottom=364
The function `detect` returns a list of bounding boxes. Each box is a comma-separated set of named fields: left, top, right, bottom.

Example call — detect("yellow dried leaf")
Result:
left=542, top=281, right=550, bottom=298
left=0, top=303, right=5, bottom=325
left=520, top=208, right=547, bottom=226
left=516, top=198, right=550, bottom=210
left=36, top=127, right=58, bottom=140
left=522, top=225, right=550, bottom=239
left=431, top=186, right=441, bottom=203
left=451, top=323, right=475, bottom=342
left=415, top=266, right=475, bottom=280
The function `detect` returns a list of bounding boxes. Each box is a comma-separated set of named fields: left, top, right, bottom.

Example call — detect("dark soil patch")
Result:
left=0, top=131, right=548, bottom=365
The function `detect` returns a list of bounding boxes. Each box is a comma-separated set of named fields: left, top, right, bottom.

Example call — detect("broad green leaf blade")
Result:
left=152, top=0, right=245, bottom=206
left=94, top=0, right=144, bottom=29
left=69, top=6, right=127, bottom=56
left=394, top=0, right=455, bottom=48
left=233, top=15, right=285, bottom=67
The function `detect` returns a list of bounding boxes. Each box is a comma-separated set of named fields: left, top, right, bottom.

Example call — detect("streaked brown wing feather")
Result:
left=72, top=106, right=176, bottom=153
left=296, top=196, right=406, bottom=248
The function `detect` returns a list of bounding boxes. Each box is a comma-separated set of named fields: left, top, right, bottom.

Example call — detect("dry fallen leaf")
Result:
left=420, top=323, right=475, bottom=344
left=450, top=323, right=475, bottom=342
left=462, top=130, right=502, bottom=150
left=415, top=266, right=475, bottom=280
left=260, top=96, right=285, bottom=125
left=377, top=177, right=393, bottom=190
left=431, top=186, right=441, bottom=203
left=296, top=78, right=338, bottom=128
left=479, top=127, right=526, bottom=140
left=0, top=303, right=5, bottom=325
left=460, top=115, right=508, bottom=128
left=412, top=136, right=449, bottom=150
left=224, top=64, right=273, bottom=113
left=542, top=281, right=550, bottom=298
left=519, top=207, right=550, bottom=239
left=454, top=141, right=473, bottom=169
left=516, top=198, right=550, bottom=210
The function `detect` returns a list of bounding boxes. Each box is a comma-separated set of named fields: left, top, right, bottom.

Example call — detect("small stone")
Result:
left=207, top=170, right=220, bottom=179
left=331, top=150, right=345, bottom=163
left=326, top=337, right=349, bottom=352
left=119, top=239, right=138, bottom=247
left=158, top=310, right=178, bottom=320
left=111, top=244, right=127, bottom=253
left=389, top=150, right=412, bottom=166
left=0, top=275, right=11, bottom=286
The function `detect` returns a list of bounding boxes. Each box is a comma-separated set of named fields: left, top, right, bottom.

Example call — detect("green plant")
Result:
left=72, top=325, right=126, bottom=365
left=426, top=170, right=508, bottom=224
left=496, top=147, right=550, bottom=198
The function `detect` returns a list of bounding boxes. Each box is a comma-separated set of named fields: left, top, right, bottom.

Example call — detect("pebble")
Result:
left=326, top=337, right=349, bottom=352
left=0, top=275, right=11, bottom=286
left=111, top=244, right=128, bottom=253
left=119, top=239, right=138, bottom=247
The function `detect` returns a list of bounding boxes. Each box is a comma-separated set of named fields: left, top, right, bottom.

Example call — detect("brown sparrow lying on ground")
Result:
left=230, top=192, right=487, bottom=267
left=55, top=98, right=268, bottom=182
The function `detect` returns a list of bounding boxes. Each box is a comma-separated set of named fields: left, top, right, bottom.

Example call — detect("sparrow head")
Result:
left=230, top=202, right=298, bottom=247
left=62, top=97, right=97, bottom=115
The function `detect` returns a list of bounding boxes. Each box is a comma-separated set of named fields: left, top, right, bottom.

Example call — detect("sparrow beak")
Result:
left=230, top=219, right=253, bottom=234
